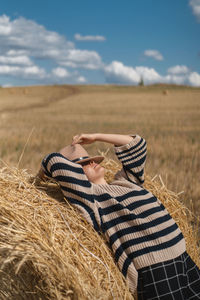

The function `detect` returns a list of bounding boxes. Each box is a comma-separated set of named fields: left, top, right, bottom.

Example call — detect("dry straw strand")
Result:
left=17, top=127, right=35, bottom=168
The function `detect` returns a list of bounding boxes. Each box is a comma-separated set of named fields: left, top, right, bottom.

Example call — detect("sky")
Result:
left=0, top=0, right=200, bottom=87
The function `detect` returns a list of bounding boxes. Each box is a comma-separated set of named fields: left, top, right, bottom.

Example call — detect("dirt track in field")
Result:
left=0, top=85, right=79, bottom=114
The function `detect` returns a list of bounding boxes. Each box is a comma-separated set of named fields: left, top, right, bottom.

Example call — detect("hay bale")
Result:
left=162, top=89, right=169, bottom=95
left=0, top=159, right=199, bottom=300
left=23, top=88, right=29, bottom=95
left=0, top=164, right=132, bottom=300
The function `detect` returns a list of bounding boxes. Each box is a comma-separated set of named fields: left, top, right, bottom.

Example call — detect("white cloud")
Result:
left=74, top=33, right=106, bottom=41
left=103, top=61, right=200, bottom=86
left=135, top=66, right=161, bottom=83
left=0, top=65, right=21, bottom=75
left=24, top=66, right=46, bottom=77
left=0, top=55, right=33, bottom=65
left=0, top=14, right=103, bottom=84
left=77, top=76, right=87, bottom=83
left=52, top=67, right=70, bottom=78
left=153, top=71, right=200, bottom=86
left=104, top=61, right=161, bottom=84
left=59, top=49, right=103, bottom=70
left=0, top=14, right=103, bottom=72
left=50, top=67, right=87, bottom=84
left=188, top=72, right=200, bottom=86
left=104, top=61, right=140, bottom=84
left=0, top=15, right=12, bottom=35
left=144, top=49, right=164, bottom=61
left=189, top=0, right=200, bottom=21
left=163, top=74, right=186, bottom=85
left=0, top=64, right=46, bottom=78
left=167, top=65, right=190, bottom=75
left=0, top=14, right=199, bottom=87
left=0, top=15, right=74, bottom=59
left=7, top=50, right=29, bottom=56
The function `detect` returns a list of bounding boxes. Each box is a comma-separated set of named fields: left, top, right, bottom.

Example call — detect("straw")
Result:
left=0, top=157, right=199, bottom=299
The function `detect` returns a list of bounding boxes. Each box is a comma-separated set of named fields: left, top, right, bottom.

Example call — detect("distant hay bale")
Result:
left=162, top=89, right=169, bottom=95
left=23, top=88, right=29, bottom=95
left=0, top=158, right=199, bottom=300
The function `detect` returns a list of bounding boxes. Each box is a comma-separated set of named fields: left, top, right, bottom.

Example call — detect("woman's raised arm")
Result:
left=72, top=133, right=133, bottom=146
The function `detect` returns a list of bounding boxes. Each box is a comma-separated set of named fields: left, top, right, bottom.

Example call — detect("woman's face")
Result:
left=82, top=161, right=105, bottom=183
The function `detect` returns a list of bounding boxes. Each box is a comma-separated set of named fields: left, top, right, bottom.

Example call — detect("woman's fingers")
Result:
left=72, top=134, right=84, bottom=145
left=72, top=133, right=95, bottom=145
left=72, top=135, right=79, bottom=145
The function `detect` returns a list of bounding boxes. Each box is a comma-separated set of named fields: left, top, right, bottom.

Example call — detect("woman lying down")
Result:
left=38, top=132, right=200, bottom=299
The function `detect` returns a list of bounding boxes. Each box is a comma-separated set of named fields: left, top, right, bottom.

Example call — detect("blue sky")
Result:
left=0, top=0, right=200, bottom=86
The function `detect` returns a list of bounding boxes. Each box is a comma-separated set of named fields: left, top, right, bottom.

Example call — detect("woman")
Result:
left=39, top=133, right=200, bottom=299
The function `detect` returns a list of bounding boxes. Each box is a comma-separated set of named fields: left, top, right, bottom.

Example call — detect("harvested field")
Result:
left=0, top=84, right=199, bottom=217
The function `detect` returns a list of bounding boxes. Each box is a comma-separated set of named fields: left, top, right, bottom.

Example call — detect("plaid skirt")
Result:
left=137, top=252, right=200, bottom=300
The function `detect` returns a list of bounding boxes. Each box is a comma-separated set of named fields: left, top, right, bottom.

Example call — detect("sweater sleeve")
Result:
left=114, top=135, right=147, bottom=185
left=41, top=152, right=100, bottom=231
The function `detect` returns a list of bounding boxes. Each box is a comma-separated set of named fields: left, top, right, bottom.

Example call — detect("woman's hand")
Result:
left=71, top=133, right=97, bottom=145
left=36, top=168, right=46, bottom=180
left=72, top=133, right=134, bottom=146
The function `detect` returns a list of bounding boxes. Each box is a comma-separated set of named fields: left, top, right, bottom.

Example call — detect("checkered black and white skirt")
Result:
left=137, top=252, right=200, bottom=300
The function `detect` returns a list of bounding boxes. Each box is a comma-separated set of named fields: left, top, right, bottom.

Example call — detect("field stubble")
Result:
left=0, top=84, right=200, bottom=220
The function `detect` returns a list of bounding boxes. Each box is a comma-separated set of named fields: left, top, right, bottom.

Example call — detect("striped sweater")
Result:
left=41, top=135, right=186, bottom=294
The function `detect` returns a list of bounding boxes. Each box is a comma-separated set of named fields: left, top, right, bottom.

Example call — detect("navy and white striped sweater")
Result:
left=41, top=134, right=186, bottom=294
